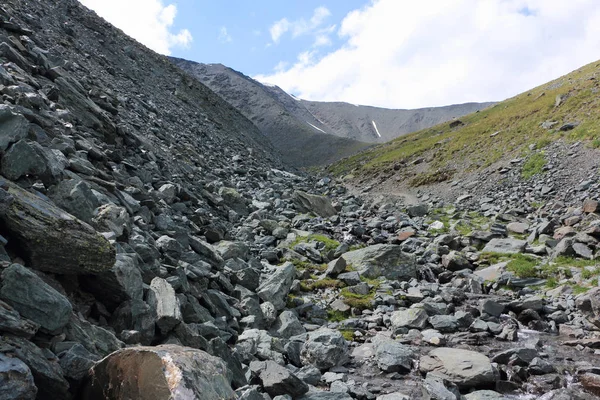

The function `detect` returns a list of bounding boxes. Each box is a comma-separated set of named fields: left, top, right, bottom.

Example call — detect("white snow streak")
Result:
left=372, top=120, right=381, bottom=138
left=307, top=122, right=326, bottom=133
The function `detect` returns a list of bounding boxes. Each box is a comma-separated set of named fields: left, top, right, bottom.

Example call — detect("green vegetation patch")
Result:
left=290, top=234, right=340, bottom=253
left=328, top=60, right=600, bottom=182
left=521, top=152, right=547, bottom=179
left=300, top=278, right=345, bottom=292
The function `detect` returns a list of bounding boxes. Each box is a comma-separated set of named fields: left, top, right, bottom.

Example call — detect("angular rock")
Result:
left=342, top=244, right=417, bottom=281
left=147, top=277, right=182, bottom=334
left=257, top=262, right=296, bottom=310
left=0, top=299, right=39, bottom=338
left=251, top=360, right=309, bottom=398
left=481, top=238, right=526, bottom=254
left=0, top=178, right=115, bottom=274
left=84, top=345, right=235, bottom=399
left=0, top=264, right=72, bottom=332
left=80, top=253, right=143, bottom=310
left=301, top=328, right=349, bottom=371
left=582, top=199, right=599, bottom=214
left=419, top=348, right=495, bottom=389
left=442, top=251, right=472, bottom=271
left=0, top=336, right=70, bottom=400
left=0, top=105, right=29, bottom=153
left=0, top=353, right=37, bottom=400
left=390, top=308, right=429, bottom=330
left=325, top=257, right=347, bottom=277
left=374, top=339, right=414, bottom=373
left=292, top=190, right=337, bottom=218
left=48, top=180, right=99, bottom=224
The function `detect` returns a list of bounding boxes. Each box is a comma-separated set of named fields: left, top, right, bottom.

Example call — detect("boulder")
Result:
left=373, top=337, right=414, bottom=373
left=341, top=244, right=417, bottom=281
left=575, top=288, right=600, bottom=328
left=0, top=299, right=39, bottom=338
left=481, top=238, right=526, bottom=254
left=47, top=180, right=99, bottom=223
left=0, top=178, right=115, bottom=274
left=0, top=336, right=70, bottom=400
left=0, top=353, right=37, bottom=400
left=300, top=328, right=349, bottom=371
left=292, top=190, right=337, bottom=218
left=83, top=345, right=235, bottom=399
left=92, top=204, right=129, bottom=237
left=257, top=262, right=296, bottom=310
left=0, top=140, right=65, bottom=185
left=80, top=253, right=143, bottom=310
left=442, top=251, right=472, bottom=271
left=419, top=348, right=495, bottom=389
left=0, top=264, right=72, bottom=332
left=390, top=308, right=429, bottom=330
left=251, top=360, right=309, bottom=398
left=147, top=277, right=182, bottom=334
left=0, top=105, right=29, bottom=153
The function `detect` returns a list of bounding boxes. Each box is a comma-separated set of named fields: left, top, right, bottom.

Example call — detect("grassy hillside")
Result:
left=329, top=60, right=600, bottom=184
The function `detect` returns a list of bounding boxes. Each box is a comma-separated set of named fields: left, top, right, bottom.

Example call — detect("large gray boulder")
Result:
left=83, top=345, right=235, bottom=399
left=0, top=299, right=39, bottom=338
left=251, top=360, right=309, bottom=397
left=292, top=190, right=337, bottom=218
left=419, top=348, right=496, bottom=389
left=0, top=178, right=115, bottom=274
left=0, top=336, right=70, bottom=400
left=0, top=264, right=72, bottom=332
left=0, top=105, right=29, bottom=153
left=576, top=288, right=600, bottom=328
left=373, top=336, right=414, bottom=373
left=257, top=262, right=296, bottom=310
left=390, top=308, right=429, bottom=330
left=0, top=353, right=37, bottom=400
left=0, top=140, right=66, bottom=185
left=47, top=179, right=99, bottom=223
left=341, top=244, right=417, bottom=281
left=301, top=328, right=349, bottom=371
left=80, top=253, right=143, bottom=310
left=147, top=277, right=182, bottom=334
left=481, top=238, right=526, bottom=254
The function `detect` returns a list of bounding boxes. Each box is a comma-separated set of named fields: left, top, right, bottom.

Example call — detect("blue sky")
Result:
left=168, top=0, right=364, bottom=76
left=79, top=0, right=600, bottom=109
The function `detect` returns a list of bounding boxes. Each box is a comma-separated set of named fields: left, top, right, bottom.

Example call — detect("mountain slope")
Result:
left=170, top=58, right=493, bottom=166
left=300, top=100, right=495, bottom=143
left=330, top=59, right=600, bottom=187
left=169, top=59, right=372, bottom=167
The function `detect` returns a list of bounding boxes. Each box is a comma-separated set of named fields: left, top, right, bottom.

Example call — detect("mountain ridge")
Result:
left=170, top=58, right=494, bottom=166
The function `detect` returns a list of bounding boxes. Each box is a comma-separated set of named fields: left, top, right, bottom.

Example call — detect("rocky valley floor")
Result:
left=1, top=1, right=600, bottom=400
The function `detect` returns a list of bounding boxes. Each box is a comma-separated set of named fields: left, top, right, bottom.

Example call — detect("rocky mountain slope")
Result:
left=170, top=59, right=493, bottom=167
left=1, top=1, right=600, bottom=399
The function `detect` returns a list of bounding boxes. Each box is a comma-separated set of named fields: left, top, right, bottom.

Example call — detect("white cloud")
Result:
left=78, top=0, right=192, bottom=55
left=269, top=6, right=332, bottom=44
left=256, top=0, right=600, bottom=109
left=218, top=26, right=233, bottom=43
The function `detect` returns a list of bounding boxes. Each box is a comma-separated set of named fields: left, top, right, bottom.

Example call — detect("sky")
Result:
left=78, top=0, right=600, bottom=109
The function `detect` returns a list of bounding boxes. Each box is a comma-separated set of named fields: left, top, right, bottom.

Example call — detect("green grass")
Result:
left=328, top=60, right=600, bottom=182
left=290, top=234, right=340, bottom=253
left=300, top=278, right=345, bottom=291
left=521, top=152, right=547, bottom=179
left=327, top=309, right=349, bottom=322
left=552, top=256, right=598, bottom=268
left=505, top=254, right=539, bottom=278
left=340, top=287, right=375, bottom=310
left=339, top=329, right=355, bottom=341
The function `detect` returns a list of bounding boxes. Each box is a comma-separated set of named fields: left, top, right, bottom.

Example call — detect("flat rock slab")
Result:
left=342, top=244, right=417, bottom=281
left=420, top=347, right=495, bottom=389
left=482, top=238, right=527, bottom=254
